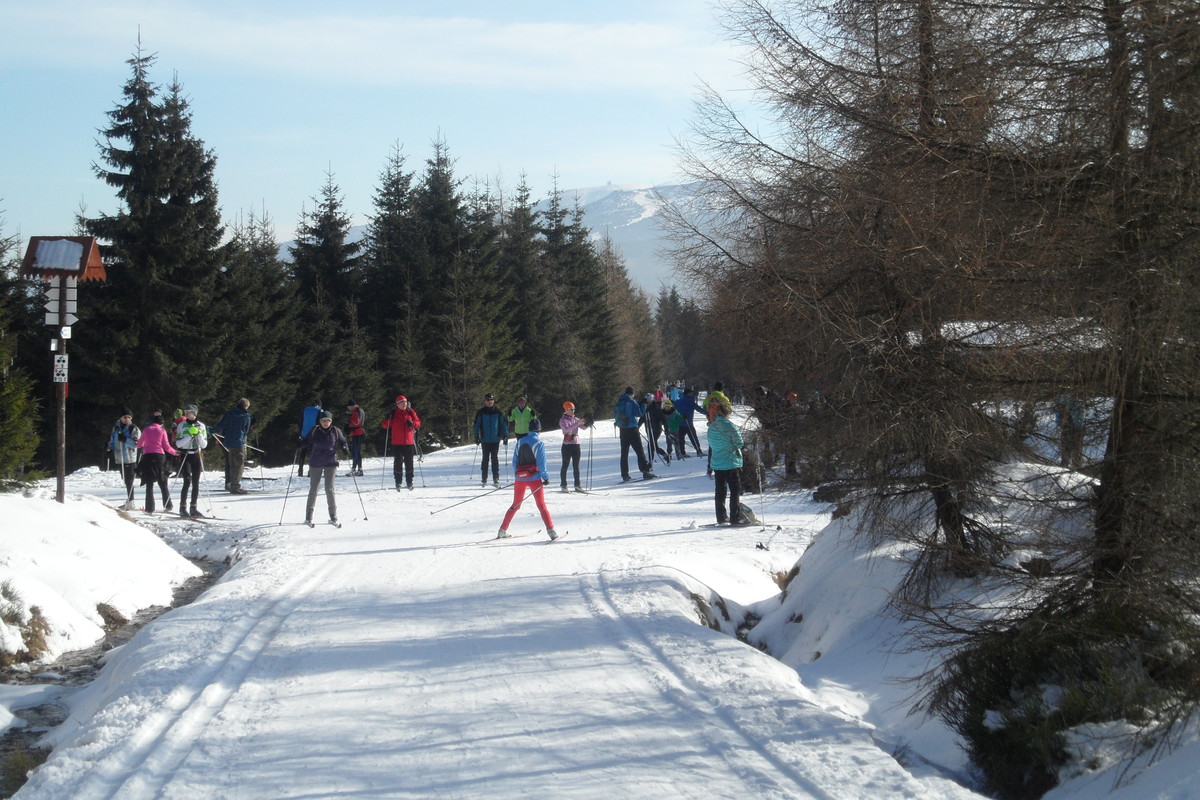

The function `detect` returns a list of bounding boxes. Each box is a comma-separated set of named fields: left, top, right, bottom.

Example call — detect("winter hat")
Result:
left=663, top=400, right=674, bottom=411
left=120, top=407, right=133, bottom=418
left=174, top=408, right=183, bottom=417
left=485, top=393, right=495, bottom=401
left=184, top=404, right=198, bottom=414
left=346, top=400, right=356, bottom=407
left=563, top=401, right=575, bottom=411
left=318, top=410, right=332, bottom=421
left=151, top=413, right=164, bottom=425
left=528, top=418, right=542, bottom=432
left=396, top=395, right=408, bottom=403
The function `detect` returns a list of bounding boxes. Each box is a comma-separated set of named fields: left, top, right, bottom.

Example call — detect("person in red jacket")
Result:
left=381, top=395, right=421, bottom=490
left=345, top=400, right=366, bottom=477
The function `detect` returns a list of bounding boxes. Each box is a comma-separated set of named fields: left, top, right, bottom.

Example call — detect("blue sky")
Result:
left=1, top=1, right=750, bottom=243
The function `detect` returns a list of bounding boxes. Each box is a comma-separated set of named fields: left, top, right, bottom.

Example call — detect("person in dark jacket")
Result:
left=674, top=387, right=704, bottom=457
left=213, top=398, right=254, bottom=493
left=614, top=387, right=656, bottom=482
left=300, top=409, right=348, bottom=524
left=472, top=393, right=509, bottom=487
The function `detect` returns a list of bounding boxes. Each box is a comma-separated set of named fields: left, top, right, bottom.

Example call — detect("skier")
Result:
left=644, top=392, right=669, bottom=464
left=137, top=411, right=176, bottom=514
left=675, top=387, right=705, bottom=457
left=614, top=387, right=656, bottom=482
left=345, top=400, right=366, bottom=476
left=508, top=394, right=536, bottom=437
left=559, top=401, right=590, bottom=492
left=175, top=405, right=208, bottom=518
left=212, top=397, right=253, bottom=493
left=297, top=399, right=324, bottom=478
left=299, top=409, right=349, bottom=526
left=381, top=395, right=421, bottom=490
left=497, top=418, right=558, bottom=541
left=472, top=393, right=509, bottom=487
left=107, top=408, right=141, bottom=510
left=662, top=399, right=687, bottom=460
left=709, top=398, right=746, bottom=525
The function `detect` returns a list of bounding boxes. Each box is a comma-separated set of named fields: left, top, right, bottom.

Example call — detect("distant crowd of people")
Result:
left=104, top=381, right=761, bottom=535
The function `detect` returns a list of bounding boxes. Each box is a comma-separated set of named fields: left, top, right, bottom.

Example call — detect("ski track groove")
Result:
left=584, top=569, right=839, bottom=800
left=70, top=557, right=339, bottom=800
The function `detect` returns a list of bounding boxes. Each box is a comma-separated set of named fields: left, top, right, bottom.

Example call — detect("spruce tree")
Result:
left=0, top=222, right=39, bottom=483
left=213, top=211, right=304, bottom=462
left=287, top=173, right=383, bottom=442
left=77, top=49, right=226, bottom=459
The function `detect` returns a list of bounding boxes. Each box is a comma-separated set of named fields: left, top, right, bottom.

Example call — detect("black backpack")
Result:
left=516, top=440, right=538, bottom=478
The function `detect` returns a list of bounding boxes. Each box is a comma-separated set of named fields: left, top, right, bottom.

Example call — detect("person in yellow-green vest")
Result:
left=508, top=394, right=537, bottom=436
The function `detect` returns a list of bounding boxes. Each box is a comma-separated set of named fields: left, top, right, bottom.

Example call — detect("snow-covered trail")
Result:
left=19, top=421, right=982, bottom=799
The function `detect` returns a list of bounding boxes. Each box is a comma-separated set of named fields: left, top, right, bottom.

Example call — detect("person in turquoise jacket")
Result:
left=708, top=398, right=745, bottom=524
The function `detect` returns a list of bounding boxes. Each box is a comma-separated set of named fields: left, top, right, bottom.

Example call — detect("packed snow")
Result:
left=1, top=409, right=1196, bottom=798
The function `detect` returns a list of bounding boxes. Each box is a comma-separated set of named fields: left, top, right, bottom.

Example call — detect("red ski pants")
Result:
left=501, top=480, right=554, bottom=531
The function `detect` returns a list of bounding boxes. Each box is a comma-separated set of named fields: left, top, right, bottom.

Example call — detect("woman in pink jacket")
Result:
left=137, top=411, right=178, bottom=514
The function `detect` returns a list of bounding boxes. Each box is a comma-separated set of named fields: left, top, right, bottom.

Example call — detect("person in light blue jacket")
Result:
left=708, top=399, right=745, bottom=525
left=108, top=408, right=141, bottom=509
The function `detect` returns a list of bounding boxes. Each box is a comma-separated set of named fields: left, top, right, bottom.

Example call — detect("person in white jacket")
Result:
left=175, top=404, right=208, bottom=517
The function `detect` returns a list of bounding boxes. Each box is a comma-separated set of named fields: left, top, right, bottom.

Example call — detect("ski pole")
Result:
left=430, top=482, right=512, bottom=515
left=586, top=425, right=593, bottom=492
left=414, top=433, right=427, bottom=488
left=381, top=431, right=390, bottom=490
left=279, top=448, right=300, bottom=525
left=503, top=440, right=510, bottom=482
left=349, top=467, right=368, bottom=521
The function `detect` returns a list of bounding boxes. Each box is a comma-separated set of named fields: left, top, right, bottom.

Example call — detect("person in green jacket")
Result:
left=708, top=398, right=745, bottom=525
left=508, top=394, right=537, bottom=436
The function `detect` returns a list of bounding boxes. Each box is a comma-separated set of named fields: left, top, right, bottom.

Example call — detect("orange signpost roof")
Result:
left=20, top=236, right=106, bottom=282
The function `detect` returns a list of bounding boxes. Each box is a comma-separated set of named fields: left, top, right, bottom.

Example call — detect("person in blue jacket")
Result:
left=674, top=387, right=705, bottom=457
left=213, top=398, right=254, bottom=493
left=297, top=399, right=324, bottom=478
left=708, top=398, right=746, bottom=525
left=472, top=393, right=509, bottom=487
left=497, top=419, right=557, bottom=541
left=614, top=387, right=656, bottom=482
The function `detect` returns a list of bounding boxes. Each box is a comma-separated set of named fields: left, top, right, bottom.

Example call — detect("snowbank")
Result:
left=0, top=490, right=201, bottom=670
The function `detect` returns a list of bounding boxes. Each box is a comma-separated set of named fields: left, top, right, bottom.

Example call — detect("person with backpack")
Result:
left=497, top=418, right=558, bottom=541
left=472, top=393, right=509, bottom=487
left=297, top=399, right=324, bottom=478
left=614, top=387, right=656, bottom=482
left=559, top=401, right=590, bottom=493
left=709, top=398, right=747, bottom=525
left=382, top=395, right=421, bottom=490
left=300, top=409, right=349, bottom=526
left=345, top=400, right=366, bottom=476
left=108, top=408, right=141, bottom=510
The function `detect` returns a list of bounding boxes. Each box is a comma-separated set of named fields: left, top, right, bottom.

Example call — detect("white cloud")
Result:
left=3, top=3, right=742, bottom=94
